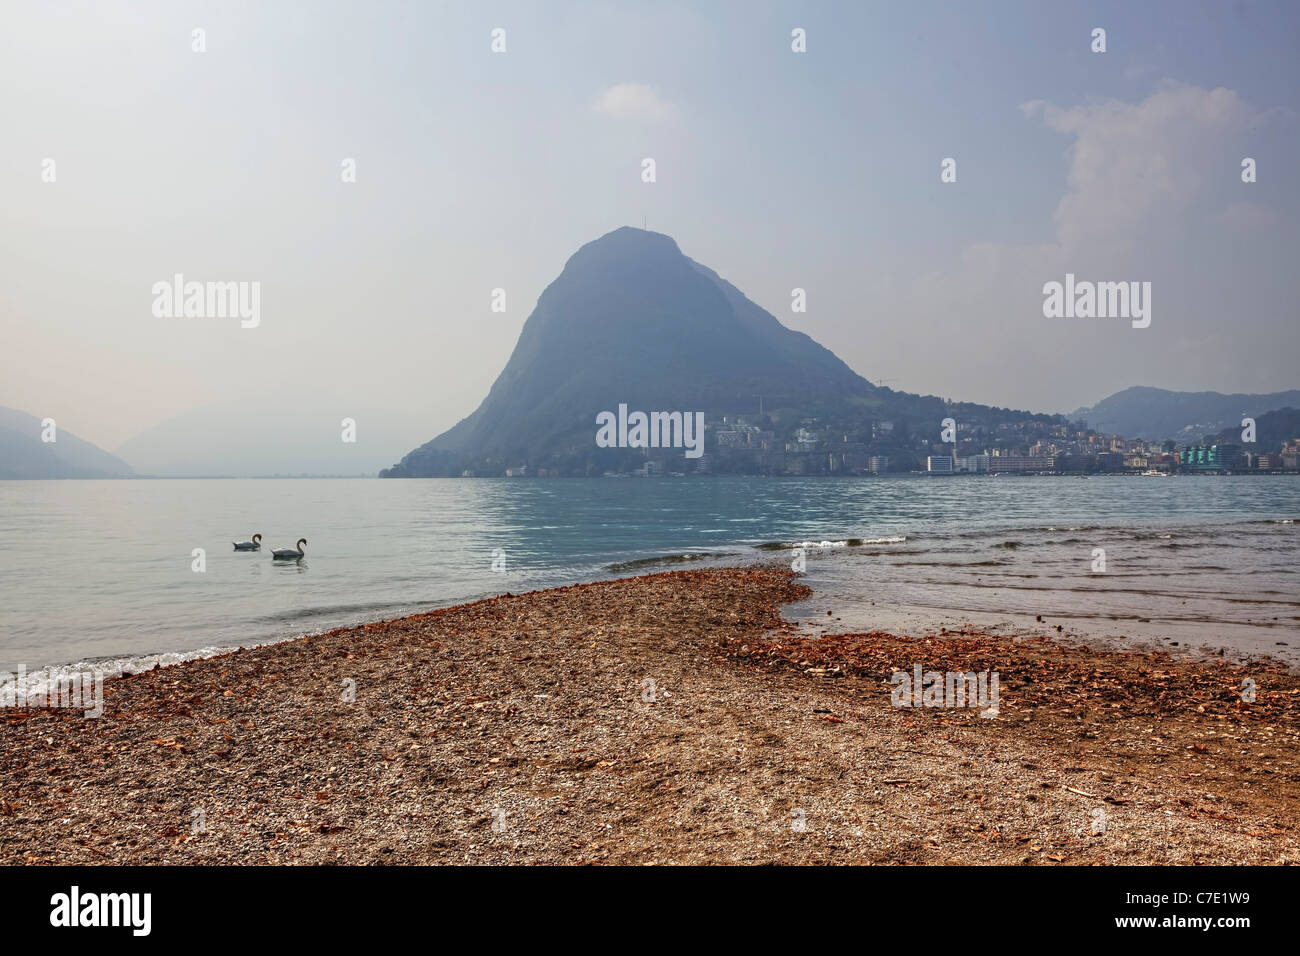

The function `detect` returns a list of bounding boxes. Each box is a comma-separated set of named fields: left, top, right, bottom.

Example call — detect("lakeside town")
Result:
left=489, top=412, right=1300, bottom=478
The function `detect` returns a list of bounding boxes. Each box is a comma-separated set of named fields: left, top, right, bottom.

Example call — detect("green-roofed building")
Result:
left=1179, top=444, right=1241, bottom=471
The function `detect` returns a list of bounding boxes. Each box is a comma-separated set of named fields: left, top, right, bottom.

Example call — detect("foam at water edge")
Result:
left=795, top=536, right=908, bottom=548
left=0, top=632, right=320, bottom=697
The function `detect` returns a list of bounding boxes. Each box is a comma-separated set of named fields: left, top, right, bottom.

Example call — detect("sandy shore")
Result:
left=2, top=566, right=1297, bottom=864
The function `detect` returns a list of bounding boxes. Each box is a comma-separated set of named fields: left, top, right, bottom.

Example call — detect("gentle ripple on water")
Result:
left=0, top=475, right=1296, bottom=676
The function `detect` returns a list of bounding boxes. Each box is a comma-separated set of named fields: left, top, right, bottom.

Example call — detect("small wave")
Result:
left=260, top=600, right=405, bottom=623
left=605, top=552, right=738, bottom=572
left=951, top=524, right=1104, bottom=539
left=0, top=644, right=262, bottom=698
left=756, top=535, right=906, bottom=551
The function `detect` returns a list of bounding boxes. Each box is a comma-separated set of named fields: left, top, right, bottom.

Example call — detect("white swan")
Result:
left=272, top=538, right=307, bottom=560
left=233, top=533, right=262, bottom=551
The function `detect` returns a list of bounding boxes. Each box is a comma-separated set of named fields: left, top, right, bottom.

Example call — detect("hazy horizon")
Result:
left=3, top=0, right=1298, bottom=471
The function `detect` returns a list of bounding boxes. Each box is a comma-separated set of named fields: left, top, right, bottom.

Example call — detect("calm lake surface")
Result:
left=1, top=476, right=1297, bottom=675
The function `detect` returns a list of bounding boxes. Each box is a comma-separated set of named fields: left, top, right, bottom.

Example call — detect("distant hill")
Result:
left=384, top=227, right=1058, bottom=477
left=0, top=407, right=134, bottom=479
left=1071, top=387, right=1300, bottom=441
left=1210, top=407, right=1300, bottom=451
left=115, top=399, right=413, bottom=477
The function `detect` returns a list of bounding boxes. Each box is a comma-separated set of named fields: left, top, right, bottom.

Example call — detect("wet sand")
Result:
left=783, top=538, right=1300, bottom=669
left=789, top=596, right=1300, bottom=670
left=1, top=567, right=1297, bottom=864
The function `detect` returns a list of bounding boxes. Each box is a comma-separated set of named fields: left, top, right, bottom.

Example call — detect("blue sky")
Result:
left=1, top=0, right=1297, bottom=467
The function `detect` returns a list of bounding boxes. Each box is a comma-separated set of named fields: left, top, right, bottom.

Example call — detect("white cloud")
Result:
left=849, top=84, right=1289, bottom=413
left=593, top=83, right=675, bottom=121
left=1021, top=84, right=1256, bottom=256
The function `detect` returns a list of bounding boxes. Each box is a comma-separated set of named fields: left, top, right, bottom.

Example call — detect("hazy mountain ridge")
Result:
left=0, top=407, right=134, bottom=479
left=1211, top=407, right=1300, bottom=451
left=1071, top=386, right=1300, bottom=441
left=114, top=400, right=412, bottom=477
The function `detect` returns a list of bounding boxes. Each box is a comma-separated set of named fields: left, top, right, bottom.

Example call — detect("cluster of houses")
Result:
left=927, top=438, right=1300, bottom=475
left=494, top=416, right=1300, bottom=477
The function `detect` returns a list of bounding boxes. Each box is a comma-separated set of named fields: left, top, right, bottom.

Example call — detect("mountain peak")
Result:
left=559, top=226, right=685, bottom=278
left=382, top=231, right=872, bottom=477
left=578, top=225, right=681, bottom=254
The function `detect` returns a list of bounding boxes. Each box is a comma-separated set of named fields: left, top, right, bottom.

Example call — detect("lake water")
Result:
left=1, top=476, right=1297, bottom=678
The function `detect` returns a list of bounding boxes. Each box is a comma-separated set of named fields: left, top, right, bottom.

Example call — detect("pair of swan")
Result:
left=232, top=533, right=307, bottom=559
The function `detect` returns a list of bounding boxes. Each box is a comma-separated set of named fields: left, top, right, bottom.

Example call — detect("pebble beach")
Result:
left=2, top=567, right=1296, bottom=865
